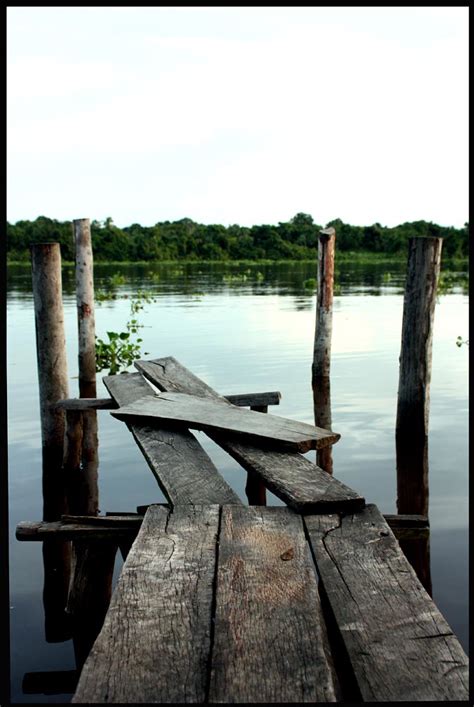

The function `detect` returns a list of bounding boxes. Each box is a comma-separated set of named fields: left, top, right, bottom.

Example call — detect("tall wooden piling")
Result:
left=312, top=227, right=336, bottom=473
left=67, top=218, right=116, bottom=669
left=73, top=218, right=96, bottom=399
left=31, top=243, right=70, bottom=516
left=31, top=243, right=72, bottom=641
left=396, top=236, right=442, bottom=516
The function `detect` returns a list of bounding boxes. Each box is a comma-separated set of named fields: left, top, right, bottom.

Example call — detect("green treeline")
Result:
left=6, top=213, right=468, bottom=262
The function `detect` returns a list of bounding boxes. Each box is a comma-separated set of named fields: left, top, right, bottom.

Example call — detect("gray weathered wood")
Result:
left=53, top=390, right=281, bottom=412
left=396, top=236, right=442, bottom=516
left=31, top=243, right=70, bottom=517
left=61, top=514, right=143, bottom=526
left=16, top=520, right=139, bottom=542
left=74, top=218, right=97, bottom=399
left=304, top=504, right=469, bottom=701
left=103, top=373, right=241, bottom=506
left=209, top=505, right=338, bottom=703
left=112, top=390, right=340, bottom=453
left=73, top=504, right=220, bottom=704
left=54, top=398, right=118, bottom=410
left=383, top=514, right=430, bottom=540
left=312, top=227, right=336, bottom=474
left=135, top=358, right=365, bottom=513
left=312, top=226, right=336, bottom=381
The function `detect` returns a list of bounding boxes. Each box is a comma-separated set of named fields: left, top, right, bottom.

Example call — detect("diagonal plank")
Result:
left=72, top=505, right=220, bottom=703
left=304, top=504, right=469, bottom=701
left=103, top=373, right=241, bottom=506
left=111, top=390, right=340, bottom=453
left=209, top=505, right=338, bottom=703
left=135, top=357, right=365, bottom=513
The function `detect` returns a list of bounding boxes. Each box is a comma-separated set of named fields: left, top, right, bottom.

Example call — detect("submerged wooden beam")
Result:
left=111, top=390, right=340, bottom=453
left=103, top=373, right=241, bottom=506
left=304, top=504, right=468, bottom=701
left=73, top=505, right=220, bottom=704
left=135, top=357, right=365, bottom=513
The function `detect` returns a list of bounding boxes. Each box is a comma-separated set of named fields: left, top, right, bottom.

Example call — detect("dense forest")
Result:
left=6, top=213, right=468, bottom=262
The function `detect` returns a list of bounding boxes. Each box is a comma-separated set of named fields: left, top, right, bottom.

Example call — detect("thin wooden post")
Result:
left=245, top=405, right=268, bottom=505
left=73, top=218, right=96, bottom=399
left=396, top=236, right=442, bottom=516
left=31, top=243, right=70, bottom=517
left=67, top=218, right=116, bottom=669
left=31, top=243, right=72, bottom=641
left=312, top=227, right=336, bottom=474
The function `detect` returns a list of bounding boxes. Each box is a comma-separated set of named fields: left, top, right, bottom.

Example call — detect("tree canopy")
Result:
left=6, top=214, right=468, bottom=262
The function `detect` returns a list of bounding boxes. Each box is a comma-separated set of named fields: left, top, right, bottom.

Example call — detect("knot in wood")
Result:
left=280, top=547, right=294, bottom=561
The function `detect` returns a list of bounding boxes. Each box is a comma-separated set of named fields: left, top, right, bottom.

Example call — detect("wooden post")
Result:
left=31, top=243, right=70, bottom=518
left=312, top=227, right=336, bottom=474
left=396, top=237, right=442, bottom=516
left=31, top=243, right=72, bottom=642
left=67, top=218, right=116, bottom=669
left=73, top=218, right=96, bottom=399
left=245, top=405, right=268, bottom=505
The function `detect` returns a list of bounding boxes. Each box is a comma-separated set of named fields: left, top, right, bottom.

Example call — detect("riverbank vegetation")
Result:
left=7, top=213, right=468, bottom=262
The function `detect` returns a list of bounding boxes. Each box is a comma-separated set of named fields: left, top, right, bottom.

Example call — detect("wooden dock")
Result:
left=17, top=356, right=469, bottom=702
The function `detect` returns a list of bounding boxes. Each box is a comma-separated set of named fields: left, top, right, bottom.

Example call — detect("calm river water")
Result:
left=6, top=260, right=469, bottom=702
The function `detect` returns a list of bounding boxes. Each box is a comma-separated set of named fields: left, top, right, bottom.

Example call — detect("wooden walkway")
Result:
left=17, top=357, right=469, bottom=702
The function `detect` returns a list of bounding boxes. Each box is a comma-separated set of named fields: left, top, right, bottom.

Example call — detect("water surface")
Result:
left=7, top=261, right=469, bottom=702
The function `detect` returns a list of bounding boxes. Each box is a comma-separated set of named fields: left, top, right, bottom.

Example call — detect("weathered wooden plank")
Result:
left=53, top=391, right=281, bottom=411
left=16, top=520, right=139, bottom=542
left=73, top=504, right=220, bottom=704
left=209, top=505, right=338, bottom=703
left=135, top=358, right=365, bottom=513
left=112, top=391, right=340, bottom=453
left=61, top=514, right=143, bottom=526
left=384, top=514, right=430, bottom=540
left=383, top=514, right=429, bottom=528
left=53, top=398, right=118, bottom=410
left=304, top=504, right=469, bottom=701
left=103, top=373, right=241, bottom=506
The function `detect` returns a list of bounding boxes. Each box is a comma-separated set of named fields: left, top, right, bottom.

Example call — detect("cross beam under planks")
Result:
left=72, top=504, right=468, bottom=703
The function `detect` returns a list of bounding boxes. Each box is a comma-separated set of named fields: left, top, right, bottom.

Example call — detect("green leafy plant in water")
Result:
left=302, top=277, right=316, bottom=290
left=95, top=291, right=154, bottom=375
left=456, top=336, right=469, bottom=348
left=95, top=331, right=147, bottom=375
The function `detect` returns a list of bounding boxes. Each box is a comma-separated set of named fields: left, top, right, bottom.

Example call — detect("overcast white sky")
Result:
left=7, top=6, right=468, bottom=229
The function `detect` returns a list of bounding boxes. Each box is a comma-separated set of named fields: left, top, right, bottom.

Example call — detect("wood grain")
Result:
left=103, top=373, right=241, bottom=506
left=72, top=504, right=220, bottom=703
left=208, top=505, right=338, bottom=703
left=112, top=390, right=339, bottom=452
left=304, top=504, right=469, bottom=701
left=135, top=357, right=364, bottom=513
